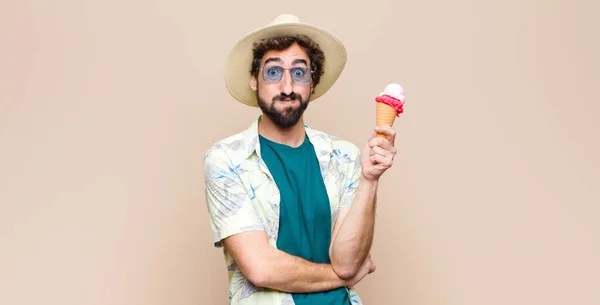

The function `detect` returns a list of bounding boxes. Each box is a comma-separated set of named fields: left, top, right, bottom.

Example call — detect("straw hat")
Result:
left=224, top=14, right=347, bottom=107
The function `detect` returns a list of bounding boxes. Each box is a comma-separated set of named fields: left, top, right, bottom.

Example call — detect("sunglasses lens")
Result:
left=263, top=66, right=283, bottom=83
left=291, top=67, right=310, bottom=83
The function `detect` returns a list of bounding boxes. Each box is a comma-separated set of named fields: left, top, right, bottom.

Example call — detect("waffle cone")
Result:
left=376, top=102, right=397, bottom=138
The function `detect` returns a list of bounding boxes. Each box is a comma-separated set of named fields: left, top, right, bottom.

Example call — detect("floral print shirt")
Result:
left=204, top=117, right=364, bottom=305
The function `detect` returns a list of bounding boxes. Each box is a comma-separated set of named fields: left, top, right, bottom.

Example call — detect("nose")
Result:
left=279, top=70, right=293, bottom=95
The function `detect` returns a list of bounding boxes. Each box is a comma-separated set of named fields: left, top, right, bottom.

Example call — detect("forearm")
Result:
left=330, top=177, right=378, bottom=278
left=252, top=246, right=347, bottom=293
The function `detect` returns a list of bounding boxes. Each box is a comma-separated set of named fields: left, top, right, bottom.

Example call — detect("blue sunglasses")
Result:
left=260, top=65, right=313, bottom=84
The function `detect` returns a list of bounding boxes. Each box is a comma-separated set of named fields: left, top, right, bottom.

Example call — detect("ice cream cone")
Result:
left=376, top=102, right=397, bottom=138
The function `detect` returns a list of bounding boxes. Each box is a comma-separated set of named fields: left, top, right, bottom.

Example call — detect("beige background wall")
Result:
left=1, top=1, right=598, bottom=304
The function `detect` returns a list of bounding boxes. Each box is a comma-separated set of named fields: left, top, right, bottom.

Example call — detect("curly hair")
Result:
left=250, top=35, right=325, bottom=87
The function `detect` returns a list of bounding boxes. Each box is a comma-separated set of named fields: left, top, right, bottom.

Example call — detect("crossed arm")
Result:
left=205, top=127, right=395, bottom=292
left=215, top=173, right=376, bottom=292
left=215, top=169, right=379, bottom=292
left=219, top=178, right=378, bottom=292
left=205, top=151, right=372, bottom=293
left=222, top=231, right=366, bottom=293
left=220, top=179, right=377, bottom=292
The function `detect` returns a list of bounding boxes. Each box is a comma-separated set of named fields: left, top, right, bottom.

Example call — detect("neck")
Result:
left=258, top=115, right=306, bottom=147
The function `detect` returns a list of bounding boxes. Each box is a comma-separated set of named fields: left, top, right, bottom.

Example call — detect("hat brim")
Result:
left=224, top=22, right=347, bottom=107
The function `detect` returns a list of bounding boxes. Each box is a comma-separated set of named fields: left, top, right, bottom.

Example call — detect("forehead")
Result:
left=261, top=42, right=309, bottom=66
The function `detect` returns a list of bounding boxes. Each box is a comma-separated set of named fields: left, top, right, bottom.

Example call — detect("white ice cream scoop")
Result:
left=379, top=83, right=405, bottom=102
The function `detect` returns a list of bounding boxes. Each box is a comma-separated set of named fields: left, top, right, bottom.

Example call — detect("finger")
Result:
left=370, top=145, right=395, bottom=160
left=368, top=137, right=383, bottom=148
left=370, top=154, right=393, bottom=168
left=369, top=137, right=396, bottom=153
left=379, top=139, right=397, bottom=154
left=370, top=137, right=397, bottom=154
left=369, top=146, right=386, bottom=157
left=374, top=126, right=396, bottom=144
left=376, top=125, right=396, bottom=144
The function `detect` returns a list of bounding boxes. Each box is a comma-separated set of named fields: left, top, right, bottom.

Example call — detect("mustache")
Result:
left=273, top=92, right=299, bottom=102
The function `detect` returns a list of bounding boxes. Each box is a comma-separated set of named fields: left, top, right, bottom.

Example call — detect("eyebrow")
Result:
left=263, top=57, right=309, bottom=67
left=263, top=57, right=282, bottom=66
left=292, top=59, right=308, bottom=66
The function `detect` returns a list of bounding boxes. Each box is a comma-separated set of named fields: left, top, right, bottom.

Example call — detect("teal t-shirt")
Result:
left=259, top=134, right=350, bottom=305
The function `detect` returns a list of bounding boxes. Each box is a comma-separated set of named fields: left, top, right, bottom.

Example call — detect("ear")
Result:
left=250, top=75, right=257, bottom=91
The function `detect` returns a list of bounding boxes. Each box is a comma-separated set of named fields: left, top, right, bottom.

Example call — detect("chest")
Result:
left=237, top=155, right=345, bottom=243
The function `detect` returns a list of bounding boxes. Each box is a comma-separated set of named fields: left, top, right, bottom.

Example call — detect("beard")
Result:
left=257, top=90, right=310, bottom=129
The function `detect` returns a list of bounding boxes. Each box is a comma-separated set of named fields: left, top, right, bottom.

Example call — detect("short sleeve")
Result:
left=204, top=148, right=265, bottom=247
left=339, top=146, right=362, bottom=208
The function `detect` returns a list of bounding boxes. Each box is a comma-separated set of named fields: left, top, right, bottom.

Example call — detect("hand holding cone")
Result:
left=375, top=83, right=405, bottom=138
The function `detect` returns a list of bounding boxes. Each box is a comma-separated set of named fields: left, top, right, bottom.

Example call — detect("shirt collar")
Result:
left=242, top=116, right=334, bottom=160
